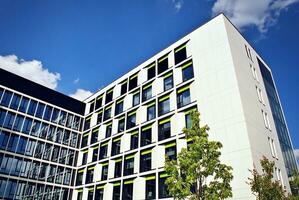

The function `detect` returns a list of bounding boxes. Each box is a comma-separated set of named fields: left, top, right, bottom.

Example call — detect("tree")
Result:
left=164, top=111, right=233, bottom=200
left=248, top=156, right=288, bottom=200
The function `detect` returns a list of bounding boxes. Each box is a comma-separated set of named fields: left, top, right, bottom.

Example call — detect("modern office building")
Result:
left=0, top=14, right=297, bottom=200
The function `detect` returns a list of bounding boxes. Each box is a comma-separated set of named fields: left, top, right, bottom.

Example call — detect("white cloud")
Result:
left=0, top=54, right=60, bottom=89
left=69, top=89, right=93, bottom=101
left=212, top=0, right=299, bottom=33
left=73, top=78, right=80, bottom=84
left=170, top=0, right=184, bottom=12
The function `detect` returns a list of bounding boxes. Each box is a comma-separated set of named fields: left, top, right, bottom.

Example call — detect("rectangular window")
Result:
left=84, top=117, right=91, bottom=131
left=97, top=110, right=103, bottom=124
left=142, top=83, right=152, bottom=102
left=114, top=159, right=122, bottom=178
left=82, top=151, right=88, bottom=165
left=177, top=86, right=191, bottom=108
left=147, top=101, right=156, bottom=121
left=81, top=133, right=89, bottom=148
left=3, top=111, right=15, bottom=129
left=99, top=142, right=108, bottom=160
left=27, top=99, right=38, bottom=116
left=88, top=189, right=94, bottom=200
left=158, top=54, right=169, bottom=74
left=158, top=95, right=170, bottom=116
left=124, top=155, right=134, bottom=176
left=122, top=180, right=134, bottom=200
left=89, top=100, right=95, bottom=113
left=175, top=43, right=187, bottom=64
left=159, top=173, right=171, bottom=198
left=86, top=166, right=95, bottom=184
left=0, top=90, right=12, bottom=107
left=92, top=146, right=99, bottom=162
left=91, top=129, right=99, bottom=144
left=115, top=99, right=124, bottom=115
left=147, top=62, right=156, bottom=80
left=250, top=64, right=258, bottom=81
left=112, top=183, right=121, bottom=200
left=10, top=94, right=21, bottom=110
left=18, top=97, right=29, bottom=113
left=43, top=105, right=53, bottom=121
left=127, top=111, right=136, bottom=129
left=141, top=125, right=152, bottom=147
left=164, top=72, right=173, bottom=91
left=185, top=113, right=192, bottom=129
left=76, top=170, right=84, bottom=186
left=105, top=88, right=113, bottom=104
left=165, top=142, right=176, bottom=160
left=101, top=163, right=108, bottom=180
left=140, top=149, right=152, bottom=172
left=35, top=103, right=45, bottom=118
left=95, top=96, right=103, bottom=110
left=256, top=86, right=264, bottom=104
left=262, top=110, right=271, bottom=130
left=106, top=122, right=112, bottom=138
left=158, top=118, right=171, bottom=141
left=121, top=80, right=128, bottom=95
left=145, top=176, right=156, bottom=200
left=181, top=61, right=194, bottom=81
left=13, top=115, right=24, bottom=132
left=129, top=73, right=138, bottom=91
left=95, top=186, right=104, bottom=200
left=130, top=130, right=139, bottom=150
left=118, top=117, right=125, bottom=133
left=104, top=105, right=112, bottom=121
left=132, top=91, right=140, bottom=107
left=112, top=137, right=121, bottom=156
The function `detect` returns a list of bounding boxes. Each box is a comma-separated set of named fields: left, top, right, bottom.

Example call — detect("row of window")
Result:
left=0, top=130, right=77, bottom=166
left=0, top=88, right=82, bottom=131
left=81, top=108, right=193, bottom=158
left=0, top=177, right=71, bottom=200
left=77, top=171, right=171, bottom=200
left=0, top=108, right=80, bottom=148
left=0, top=153, right=74, bottom=186
left=87, top=52, right=193, bottom=118
left=84, top=78, right=193, bottom=135
left=77, top=141, right=177, bottom=187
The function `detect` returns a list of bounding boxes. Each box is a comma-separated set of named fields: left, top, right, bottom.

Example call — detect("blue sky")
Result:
left=0, top=0, right=298, bottom=155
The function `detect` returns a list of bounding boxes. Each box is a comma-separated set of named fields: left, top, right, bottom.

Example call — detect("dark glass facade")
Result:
left=258, top=58, right=297, bottom=176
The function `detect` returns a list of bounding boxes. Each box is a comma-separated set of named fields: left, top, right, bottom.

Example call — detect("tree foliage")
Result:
left=248, top=156, right=288, bottom=200
left=164, top=111, right=233, bottom=200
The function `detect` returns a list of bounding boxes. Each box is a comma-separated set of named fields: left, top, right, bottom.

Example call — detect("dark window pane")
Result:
left=9, top=94, right=21, bottom=110
left=35, top=103, right=45, bottom=118
left=177, top=89, right=191, bottom=108
left=122, top=182, right=133, bottom=200
left=158, top=55, right=169, bottom=74
left=158, top=121, right=171, bottom=141
left=27, top=100, right=37, bottom=116
left=130, top=131, right=138, bottom=150
left=121, top=82, right=127, bottom=95
left=43, top=106, right=53, bottom=121
left=112, top=185, right=120, bottom=200
left=129, top=75, right=138, bottom=91
left=147, top=104, right=156, bottom=121
left=141, top=127, right=152, bottom=147
left=142, top=86, right=152, bottom=102
left=140, top=151, right=151, bottom=172
left=115, top=101, right=124, bottom=115
left=0, top=90, right=12, bottom=107
left=124, top=157, right=134, bottom=176
left=158, top=98, right=170, bottom=116
left=132, top=92, right=140, bottom=107
left=164, top=75, right=173, bottom=91
left=114, top=160, right=122, bottom=178
left=147, top=63, right=156, bottom=80
left=182, top=65, right=194, bottom=81
left=146, top=179, right=156, bottom=199
left=175, top=45, right=187, bottom=64
left=105, top=89, right=113, bottom=104
left=18, top=97, right=29, bottom=113
left=159, top=173, right=171, bottom=198
left=127, top=113, right=136, bottom=129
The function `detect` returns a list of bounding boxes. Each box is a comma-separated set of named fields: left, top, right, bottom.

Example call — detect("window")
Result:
left=114, top=159, right=122, bottom=178
left=10, top=94, right=21, bottom=110
left=124, top=154, right=134, bottom=176
left=86, top=166, right=95, bottom=184
left=105, top=88, right=113, bottom=104
left=7, top=134, right=19, bottom=153
left=122, top=180, right=134, bottom=200
left=181, top=61, right=194, bottom=81
left=245, top=44, right=253, bottom=61
left=13, top=115, right=24, bottom=132
left=268, top=137, right=278, bottom=158
left=141, top=125, right=152, bottom=147
left=256, top=86, right=264, bottom=104
left=185, top=112, right=192, bottom=129
left=27, top=100, right=37, bottom=116
left=145, top=176, right=156, bottom=200
left=35, top=103, right=45, bottom=118
left=121, top=80, right=128, bottom=95
left=104, top=123, right=111, bottom=138
left=92, top=147, right=99, bottom=162
left=0, top=90, right=12, bottom=107
left=51, top=108, right=60, bottom=123
left=112, top=137, right=121, bottom=156
left=18, top=97, right=29, bottom=113
left=99, top=142, right=108, bottom=159
left=165, top=142, right=176, bottom=160
left=97, top=110, right=103, bottom=124
left=91, top=128, right=99, bottom=144
left=262, top=110, right=271, bottom=130
left=76, top=170, right=84, bottom=186
left=101, top=163, right=108, bottom=180
left=3, top=111, right=15, bottom=129
left=250, top=64, right=258, bottom=81
left=112, top=183, right=121, bottom=200
left=147, top=101, right=156, bottom=121
left=158, top=54, right=169, bottom=74
left=142, top=83, right=152, bottom=102
left=130, top=130, right=138, bottom=150
left=115, top=99, right=124, bottom=115
left=43, top=106, right=53, bottom=121
left=127, top=111, right=136, bottom=129
left=81, top=133, right=89, bottom=148
left=140, top=149, right=152, bottom=172
left=177, top=86, right=191, bottom=108
left=88, top=189, right=94, bottom=200
left=164, top=72, right=173, bottom=91
left=118, top=117, right=125, bottom=133
left=159, top=173, right=171, bottom=198
left=82, top=151, right=88, bottom=165
left=89, top=100, right=95, bottom=113
left=21, top=117, right=32, bottom=134
left=95, top=186, right=104, bottom=200
left=147, top=62, right=156, bottom=80
left=0, top=131, right=10, bottom=150
left=0, top=109, right=6, bottom=126
left=175, top=43, right=187, bottom=64
left=129, top=73, right=138, bottom=91
left=158, top=95, right=170, bottom=116
left=104, top=105, right=112, bottom=121
left=95, top=96, right=103, bottom=110
left=132, top=91, right=140, bottom=107
left=158, top=118, right=171, bottom=141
